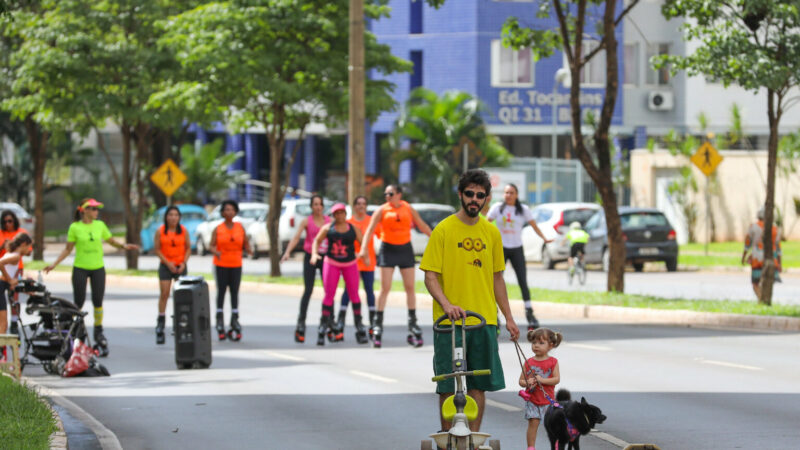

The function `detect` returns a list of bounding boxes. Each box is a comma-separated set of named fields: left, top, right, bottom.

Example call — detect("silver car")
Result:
left=246, top=197, right=333, bottom=256
left=520, top=202, right=601, bottom=269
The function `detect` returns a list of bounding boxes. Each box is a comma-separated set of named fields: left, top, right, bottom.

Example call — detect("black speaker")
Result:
left=173, top=276, right=212, bottom=369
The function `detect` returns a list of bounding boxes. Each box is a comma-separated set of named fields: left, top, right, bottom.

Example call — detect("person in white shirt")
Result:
left=486, top=184, right=551, bottom=330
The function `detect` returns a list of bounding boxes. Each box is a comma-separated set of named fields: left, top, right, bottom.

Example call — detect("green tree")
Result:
left=658, top=0, right=800, bottom=305
left=501, top=0, right=641, bottom=292
left=174, top=139, right=249, bottom=205
left=2, top=0, right=209, bottom=269
left=156, top=0, right=410, bottom=276
left=386, top=88, right=510, bottom=206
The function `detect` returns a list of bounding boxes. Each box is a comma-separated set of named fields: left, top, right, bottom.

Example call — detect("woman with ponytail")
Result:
left=486, top=184, right=551, bottom=331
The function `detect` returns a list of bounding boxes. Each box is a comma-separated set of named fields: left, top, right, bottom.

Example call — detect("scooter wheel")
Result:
left=489, top=439, right=501, bottom=449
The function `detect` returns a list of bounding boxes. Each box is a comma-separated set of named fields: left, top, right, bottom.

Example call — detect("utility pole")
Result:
left=347, top=0, right=366, bottom=204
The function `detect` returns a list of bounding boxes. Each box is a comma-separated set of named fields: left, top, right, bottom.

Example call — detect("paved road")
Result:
left=19, top=281, right=800, bottom=449
left=39, top=245, right=800, bottom=305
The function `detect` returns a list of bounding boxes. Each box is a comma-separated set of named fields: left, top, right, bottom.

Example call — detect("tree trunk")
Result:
left=120, top=124, right=136, bottom=269
left=125, top=123, right=153, bottom=269
left=24, top=116, right=47, bottom=261
left=760, top=90, right=780, bottom=306
left=267, top=130, right=286, bottom=277
left=150, top=128, right=171, bottom=208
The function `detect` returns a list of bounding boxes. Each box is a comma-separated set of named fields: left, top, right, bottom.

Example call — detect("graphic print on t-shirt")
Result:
left=330, top=240, right=347, bottom=258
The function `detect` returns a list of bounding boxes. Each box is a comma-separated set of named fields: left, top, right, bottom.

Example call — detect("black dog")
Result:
left=543, top=389, right=606, bottom=450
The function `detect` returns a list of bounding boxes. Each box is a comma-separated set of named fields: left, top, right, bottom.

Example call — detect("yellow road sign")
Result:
left=690, top=142, right=723, bottom=176
left=150, top=158, right=186, bottom=197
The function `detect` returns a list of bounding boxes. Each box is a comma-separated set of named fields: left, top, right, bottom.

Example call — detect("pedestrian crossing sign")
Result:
left=690, top=142, right=723, bottom=177
left=150, top=158, right=187, bottom=197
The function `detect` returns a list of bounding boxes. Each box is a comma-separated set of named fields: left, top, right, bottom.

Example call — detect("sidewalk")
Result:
left=41, top=271, right=800, bottom=333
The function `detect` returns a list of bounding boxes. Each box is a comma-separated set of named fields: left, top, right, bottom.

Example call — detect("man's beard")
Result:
left=461, top=197, right=484, bottom=218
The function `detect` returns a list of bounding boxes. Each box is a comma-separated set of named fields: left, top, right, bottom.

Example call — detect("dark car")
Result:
left=583, top=207, right=678, bottom=272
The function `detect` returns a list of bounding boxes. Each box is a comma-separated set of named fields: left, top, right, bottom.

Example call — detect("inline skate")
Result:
left=216, top=312, right=227, bottom=341
left=526, top=308, right=540, bottom=331
left=407, top=311, right=423, bottom=348
left=93, top=326, right=109, bottom=357
left=155, top=316, right=166, bottom=345
left=227, top=312, right=242, bottom=341
left=354, top=313, right=368, bottom=344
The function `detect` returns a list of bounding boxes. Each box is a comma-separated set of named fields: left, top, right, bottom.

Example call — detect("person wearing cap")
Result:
left=742, top=206, right=782, bottom=298
left=336, top=196, right=377, bottom=338
left=309, top=202, right=368, bottom=346
left=565, top=221, right=589, bottom=277
left=44, top=198, right=138, bottom=357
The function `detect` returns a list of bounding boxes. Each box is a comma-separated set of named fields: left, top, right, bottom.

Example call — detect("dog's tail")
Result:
left=556, top=388, right=571, bottom=402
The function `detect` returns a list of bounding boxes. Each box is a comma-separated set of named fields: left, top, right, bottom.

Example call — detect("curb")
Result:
left=42, top=271, right=800, bottom=332
left=48, top=398, right=68, bottom=450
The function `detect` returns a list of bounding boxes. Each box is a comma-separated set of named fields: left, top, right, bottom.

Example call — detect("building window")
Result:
left=410, top=50, right=423, bottom=90
left=579, top=41, right=606, bottom=86
left=410, top=0, right=422, bottom=34
left=646, top=43, right=671, bottom=86
left=491, top=40, right=534, bottom=87
left=624, top=43, right=638, bottom=86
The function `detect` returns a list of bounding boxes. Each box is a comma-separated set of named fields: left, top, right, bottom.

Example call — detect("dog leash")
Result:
left=513, top=340, right=560, bottom=407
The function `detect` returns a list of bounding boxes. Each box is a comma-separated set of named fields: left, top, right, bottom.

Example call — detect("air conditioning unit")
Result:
left=648, top=91, right=674, bottom=111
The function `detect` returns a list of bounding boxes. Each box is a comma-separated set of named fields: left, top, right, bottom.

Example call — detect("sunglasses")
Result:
left=85, top=207, right=98, bottom=211
left=383, top=192, right=395, bottom=197
left=463, top=190, right=487, bottom=200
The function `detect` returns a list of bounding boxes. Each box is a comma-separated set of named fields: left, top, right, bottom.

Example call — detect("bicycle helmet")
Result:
left=569, top=221, right=581, bottom=230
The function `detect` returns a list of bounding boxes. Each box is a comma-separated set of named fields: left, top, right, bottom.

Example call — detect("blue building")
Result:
left=198, top=0, right=627, bottom=204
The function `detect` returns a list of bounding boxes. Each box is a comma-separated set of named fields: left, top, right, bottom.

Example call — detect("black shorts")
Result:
left=0, top=281, right=8, bottom=311
left=158, top=263, right=187, bottom=281
left=377, top=242, right=415, bottom=269
left=570, top=243, right=585, bottom=258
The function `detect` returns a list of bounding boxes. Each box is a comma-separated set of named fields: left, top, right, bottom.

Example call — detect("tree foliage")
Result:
left=387, top=88, right=510, bottom=206
left=174, top=139, right=249, bottom=205
left=658, top=0, right=800, bottom=305
left=157, top=0, right=411, bottom=276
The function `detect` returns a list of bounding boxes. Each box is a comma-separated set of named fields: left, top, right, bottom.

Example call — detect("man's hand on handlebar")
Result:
left=442, top=303, right=466, bottom=322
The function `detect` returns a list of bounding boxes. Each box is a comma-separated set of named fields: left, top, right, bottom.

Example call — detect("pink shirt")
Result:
left=303, top=215, right=331, bottom=254
left=523, top=356, right=558, bottom=406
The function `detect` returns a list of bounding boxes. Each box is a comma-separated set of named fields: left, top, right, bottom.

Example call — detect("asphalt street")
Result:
left=18, top=280, right=800, bottom=449
left=39, top=245, right=800, bottom=305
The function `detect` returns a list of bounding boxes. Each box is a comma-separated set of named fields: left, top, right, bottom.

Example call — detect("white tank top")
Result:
left=3, top=263, right=18, bottom=282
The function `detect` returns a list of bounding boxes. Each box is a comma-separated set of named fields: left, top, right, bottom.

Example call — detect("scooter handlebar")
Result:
left=433, top=311, right=486, bottom=333
left=431, top=368, right=492, bottom=382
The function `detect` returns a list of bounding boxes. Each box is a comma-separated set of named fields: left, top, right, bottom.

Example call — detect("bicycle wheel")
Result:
left=567, top=266, right=574, bottom=285
left=578, top=262, right=587, bottom=285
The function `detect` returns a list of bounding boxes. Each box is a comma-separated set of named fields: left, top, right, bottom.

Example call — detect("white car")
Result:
left=409, top=203, right=456, bottom=256
left=246, top=197, right=333, bottom=256
left=195, top=202, right=268, bottom=255
left=0, top=202, right=35, bottom=239
left=520, top=202, right=601, bottom=269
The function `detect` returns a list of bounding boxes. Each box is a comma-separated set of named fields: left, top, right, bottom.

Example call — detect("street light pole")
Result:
left=347, top=0, right=365, bottom=204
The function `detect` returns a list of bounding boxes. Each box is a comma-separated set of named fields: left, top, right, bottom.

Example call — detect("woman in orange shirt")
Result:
left=337, top=196, right=376, bottom=338
left=153, top=206, right=191, bottom=345
left=210, top=200, right=252, bottom=342
left=359, top=185, right=432, bottom=348
left=0, top=210, right=28, bottom=337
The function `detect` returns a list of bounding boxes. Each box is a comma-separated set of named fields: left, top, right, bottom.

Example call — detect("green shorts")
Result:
left=433, top=325, right=505, bottom=394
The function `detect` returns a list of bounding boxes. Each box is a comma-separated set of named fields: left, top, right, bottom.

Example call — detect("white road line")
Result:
left=699, top=359, right=763, bottom=371
left=485, top=398, right=522, bottom=412
left=349, top=370, right=397, bottom=383
left=565, top=343, right=614, bottom=352
left=261, top=350, right=306, bottom=362
left=590, top=430, right=630, bottom=448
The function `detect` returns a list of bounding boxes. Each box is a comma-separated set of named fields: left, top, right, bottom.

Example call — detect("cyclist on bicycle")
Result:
left=566, top=222, right=589, bottom=275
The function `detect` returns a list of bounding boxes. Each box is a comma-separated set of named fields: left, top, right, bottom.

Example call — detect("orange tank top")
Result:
left=0, top=228, right=28, bottom=270
left=379, top=201, right=413, bottom=245
left=214, top=222, right=245, bottom=268
left=159, top=224, right=188, bottom=265
left=349, top=215, right=375, bottom=271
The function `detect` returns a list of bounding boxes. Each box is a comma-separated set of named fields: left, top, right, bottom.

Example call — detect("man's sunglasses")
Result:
left=383, top=192, right=395, bottom=197
left=463, top=190, right=487, bottom=200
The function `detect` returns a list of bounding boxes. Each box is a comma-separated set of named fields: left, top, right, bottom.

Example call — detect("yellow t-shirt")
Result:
left=419, top=214, right=505, bottom=326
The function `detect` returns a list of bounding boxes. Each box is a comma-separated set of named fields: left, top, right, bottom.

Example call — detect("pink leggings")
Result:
left=322, top=259, right=361, bottom=314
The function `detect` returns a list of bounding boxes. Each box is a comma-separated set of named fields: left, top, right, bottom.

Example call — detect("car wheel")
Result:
left=197, top=239, right=208, bottom=256
left=602, top=248, right=610, bottom=273
left=542, top=246, right=555, bottom=270
left=633, top=262, right=644, bottom=272
left=666, top=257, right=678, bottom=272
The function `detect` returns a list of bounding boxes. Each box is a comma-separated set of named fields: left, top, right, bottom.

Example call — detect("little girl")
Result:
left=0, top=233, right=32, bottom=361
left=519, top=327, right=562, bottom=450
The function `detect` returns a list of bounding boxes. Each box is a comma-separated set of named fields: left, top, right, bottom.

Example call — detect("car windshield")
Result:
left=181, top=212, right=206, bottom=221
left=418, top=209, right=451, bottom=229
left=239, top=208, right=267, bottom=219
left=533, top=207, right=553, bottom=223
left=621, top=212, right=669, bottom=228
left=563, top=208, right=597, bottom=226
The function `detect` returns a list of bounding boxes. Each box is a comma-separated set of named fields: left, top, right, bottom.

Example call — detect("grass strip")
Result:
left=0, top=377, right=58, bottom=450
left=679, top=241, right=799, bottom=268
left=25, top=262, right=800, bottom=318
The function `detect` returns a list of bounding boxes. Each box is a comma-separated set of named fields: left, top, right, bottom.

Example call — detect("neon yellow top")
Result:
left=67, top=220, right=112, bottom=270
left=420, top=215, right=505, bottom=326
left=566, top=229, right=589, bottom=244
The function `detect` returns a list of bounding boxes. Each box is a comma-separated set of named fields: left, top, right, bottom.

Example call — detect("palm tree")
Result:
left=387, top=88, right=510, bottom=206
left=174, top=139, right=249, bottom=205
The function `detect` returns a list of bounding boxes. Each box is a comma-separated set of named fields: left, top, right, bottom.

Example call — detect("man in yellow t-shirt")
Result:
left=420, top=169, right=520, bottom=433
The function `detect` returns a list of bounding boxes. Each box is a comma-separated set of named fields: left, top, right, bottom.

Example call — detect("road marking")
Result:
left=349, top=370, right=397, bottom=383
left=698, top=358, right=763, bottom=371
left=485, top=398, right=522, bottom=412
left=591, top=430, right=630, bottom=448
left=565, top=343, right=613, bottom=351
left=261, top=350, right=306, bottom=362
